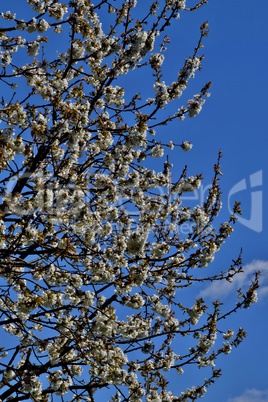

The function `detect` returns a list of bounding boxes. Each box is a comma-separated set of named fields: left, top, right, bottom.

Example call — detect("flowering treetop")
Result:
left=0, top=1, right=259, bottom=401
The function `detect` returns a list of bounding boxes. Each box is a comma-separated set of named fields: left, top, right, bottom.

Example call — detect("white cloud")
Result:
left=227, top=388, right=268, bottom=402
left=199, top=259, right=268, bottom=299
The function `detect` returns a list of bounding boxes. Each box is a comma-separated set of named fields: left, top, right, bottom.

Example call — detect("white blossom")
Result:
left=181, top=141, right=193, bottom=151
left=151, top=144, right=164, bottom=158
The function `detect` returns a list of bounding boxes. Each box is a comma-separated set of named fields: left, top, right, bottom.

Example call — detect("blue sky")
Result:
left=1, top=0, right=267, bottom=401
left=166, top=1, right=268, bottom=401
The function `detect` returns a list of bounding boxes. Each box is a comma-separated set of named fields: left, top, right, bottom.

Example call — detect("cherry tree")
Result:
left=0, top=1, right=259, bottom=401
